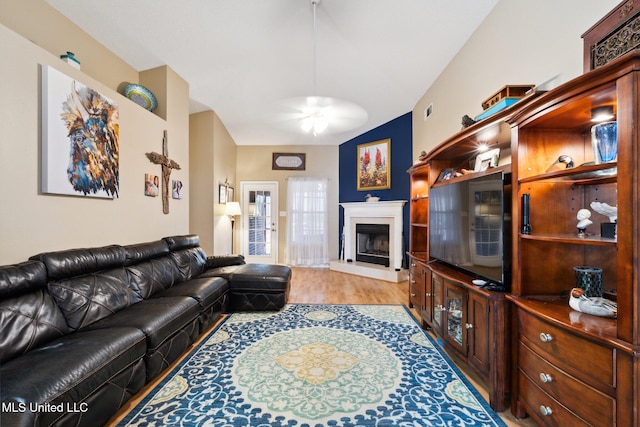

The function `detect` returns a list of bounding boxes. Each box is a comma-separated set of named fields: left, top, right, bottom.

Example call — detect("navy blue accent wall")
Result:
left=338, top=112, right=412, bottom=267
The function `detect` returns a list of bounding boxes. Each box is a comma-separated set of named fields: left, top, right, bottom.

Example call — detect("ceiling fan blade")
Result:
left=266, top=96, right=368, bottom=134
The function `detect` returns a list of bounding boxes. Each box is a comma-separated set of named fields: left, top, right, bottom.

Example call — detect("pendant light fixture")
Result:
left=268, top=0, right=368, bottom=136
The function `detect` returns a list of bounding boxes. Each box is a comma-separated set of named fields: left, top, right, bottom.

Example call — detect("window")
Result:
left=285, top=177, right=329, bottom=267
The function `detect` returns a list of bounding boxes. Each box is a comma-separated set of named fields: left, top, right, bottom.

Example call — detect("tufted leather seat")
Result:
left=1, top=327, right=146, bottom=427
left=0, top=235, right=291, bottom=426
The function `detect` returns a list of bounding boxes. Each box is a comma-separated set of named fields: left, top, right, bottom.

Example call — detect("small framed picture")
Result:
left=219, top=184, right=226, bottom=204
left=145, top=174, right=159, bottom=197
left=227, top=186, right=234, bottom=202
left=172, top=180, right=184, bottom=199
left=437, top=168, right=457, bottom=183
left=474, top=148, right=500, bottom=172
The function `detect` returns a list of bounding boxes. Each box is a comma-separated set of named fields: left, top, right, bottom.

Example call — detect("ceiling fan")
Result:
left=267, top=0, right=368, bottom=136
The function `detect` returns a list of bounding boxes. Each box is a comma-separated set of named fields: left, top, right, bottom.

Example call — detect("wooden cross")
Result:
left=146, top=130, right=181, bottom=214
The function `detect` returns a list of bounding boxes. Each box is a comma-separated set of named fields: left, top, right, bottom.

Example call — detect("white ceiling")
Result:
left=45, top=0, right=498, bottom=146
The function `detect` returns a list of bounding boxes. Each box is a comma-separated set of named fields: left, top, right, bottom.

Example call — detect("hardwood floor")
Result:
left=288, top=267, right=410, bottom=305
left=108, top=267, right=535, bottom=426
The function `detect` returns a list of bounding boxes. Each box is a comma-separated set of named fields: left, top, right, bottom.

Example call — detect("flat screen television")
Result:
left=429, top=171, right=511, bottom=289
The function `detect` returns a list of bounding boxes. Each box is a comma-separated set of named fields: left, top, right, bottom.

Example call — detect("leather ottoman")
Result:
left=226, top=264, right=291, bottom=311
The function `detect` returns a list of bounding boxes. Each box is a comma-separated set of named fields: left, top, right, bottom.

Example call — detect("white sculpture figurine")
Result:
left=569, top=288, right=617, bottom=318
left=590, top=201, right=617, bottom=222
left=576, top=208, right=593, bottom=233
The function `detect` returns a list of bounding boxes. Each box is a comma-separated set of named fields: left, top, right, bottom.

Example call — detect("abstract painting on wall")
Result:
left=41, top=65, right=119, bottom=198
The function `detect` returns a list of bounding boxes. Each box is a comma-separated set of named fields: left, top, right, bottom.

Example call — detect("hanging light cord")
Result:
left=312, top=0, right=319, bottom=95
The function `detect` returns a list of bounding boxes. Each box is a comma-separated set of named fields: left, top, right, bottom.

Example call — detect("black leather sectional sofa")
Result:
left=0, top=235, right=291, bottom=427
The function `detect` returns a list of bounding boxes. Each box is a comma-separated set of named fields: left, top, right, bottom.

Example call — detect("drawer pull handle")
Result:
left=539, top=333, right=553, bottom=343
left=411, top=293, right=417, bottom=297
left=425, top=293, right=432, bottom=297
left=411, top=263, right=416, bottom=267
left=539, top=406, right=553, bottom=416
left=465, top=323, right=474, bottom=329
left=539, top=373, right=553, bottom=383
left=411, top=280, right=416, bottom=284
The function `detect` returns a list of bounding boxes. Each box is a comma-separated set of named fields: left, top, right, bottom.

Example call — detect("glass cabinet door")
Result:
left=432, top=273, right=444, bottom=333
left=445, top=283, right=466, bottom=353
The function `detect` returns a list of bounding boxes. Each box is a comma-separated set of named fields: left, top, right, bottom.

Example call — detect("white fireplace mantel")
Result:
left=340, top=201, right=406, bottom=271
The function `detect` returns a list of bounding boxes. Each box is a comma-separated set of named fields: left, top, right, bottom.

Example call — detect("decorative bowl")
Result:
left=124, top=83, right=158, bottom=112
left=366, top=196, right=380, bottom=202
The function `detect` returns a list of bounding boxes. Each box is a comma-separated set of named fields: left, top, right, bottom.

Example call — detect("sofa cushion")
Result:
left=155, top=277, right=228, bottom=333
left=126, top=257, right=182, bottom=299
left=0, top=261, right=70, bottom=363
left=163, top=234, right=201, bottom=251
left=169, top=247, right=207, bottom=281
left=124, top=240, right=170, bottom=265
left=82, top=296, right=200, bottom=381
left=31, top=245, right=126, bottom=281
left=163, top=235, right=208, bottom=279
left=31, top=245, right=140, bottom=330
left=156, top=277, right=228, bottom=311
left=48, top=267, right=137, bottom=331
left=0, top=259, right=48, bottom=298
left=0, top=327, right=146, bottom=426
left=123, top=240, right=182, bottom=299
left=83, top=296, right=199, bottom=351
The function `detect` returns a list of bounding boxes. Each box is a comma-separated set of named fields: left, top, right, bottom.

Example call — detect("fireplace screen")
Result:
left=355, top=223, right=390, bottom=267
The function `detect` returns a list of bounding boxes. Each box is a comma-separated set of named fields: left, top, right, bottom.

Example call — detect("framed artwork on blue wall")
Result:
left=357, top=139, right=390, bottom=191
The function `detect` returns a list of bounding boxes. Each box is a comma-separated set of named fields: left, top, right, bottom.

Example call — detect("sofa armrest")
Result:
left=205, top=255, right=246, bottom=269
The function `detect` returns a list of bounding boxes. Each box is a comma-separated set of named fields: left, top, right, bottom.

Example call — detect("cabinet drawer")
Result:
left=519, top=341, right=614, bottom=426
left=518, top=371, right=591, bottom=427
left=410, top=282, right=424, bottom=308
left=518, top=310, right=614, bottom=388
left=409, top=261, right=422, bottom=277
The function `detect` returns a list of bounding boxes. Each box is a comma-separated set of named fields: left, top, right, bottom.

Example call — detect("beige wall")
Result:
left=0, top=6, right=190, bottom=263
left=413, top=0, right=621, bottom=155
left=0, top=0, right=138, bottom=94
left=236, top=145, right=340, bottom=262
left=189, top=111, right=238, bottom=255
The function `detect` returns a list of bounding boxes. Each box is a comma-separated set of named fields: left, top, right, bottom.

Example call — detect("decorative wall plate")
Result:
left=124, top=83, right=158, bottom=112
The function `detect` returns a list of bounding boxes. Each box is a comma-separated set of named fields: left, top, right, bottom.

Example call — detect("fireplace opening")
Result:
left=355, top=223, right=390, bottom=267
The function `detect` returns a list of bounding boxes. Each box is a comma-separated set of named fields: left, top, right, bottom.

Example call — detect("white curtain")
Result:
left=285, top=177, right=329, bottom=267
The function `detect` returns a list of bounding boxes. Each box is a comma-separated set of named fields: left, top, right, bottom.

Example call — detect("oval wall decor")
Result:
left=272, top=153, right=306, bottom=170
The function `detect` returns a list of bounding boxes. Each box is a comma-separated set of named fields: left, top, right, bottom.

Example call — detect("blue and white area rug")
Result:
left=119, top=304, right=506, bottom=426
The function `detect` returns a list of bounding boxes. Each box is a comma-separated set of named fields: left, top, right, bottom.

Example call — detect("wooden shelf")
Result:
left=432, top=164, right=511, bottom=188
left=520, top=233, right=616, bottom=246
left=519, top=163, right=617, bottom=184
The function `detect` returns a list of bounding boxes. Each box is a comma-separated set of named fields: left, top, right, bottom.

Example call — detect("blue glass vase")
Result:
left=591, top=121, right=618, bottom=163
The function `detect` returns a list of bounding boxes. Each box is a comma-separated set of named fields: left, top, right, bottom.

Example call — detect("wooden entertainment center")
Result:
left=408, top=51, right=640, bottom=425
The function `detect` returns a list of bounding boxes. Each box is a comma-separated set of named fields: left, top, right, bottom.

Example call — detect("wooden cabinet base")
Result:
left=420, top=262, right=510, bottom=412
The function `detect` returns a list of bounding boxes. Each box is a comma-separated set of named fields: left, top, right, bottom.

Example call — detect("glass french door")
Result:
left=240, top=181, right=279, bottom=264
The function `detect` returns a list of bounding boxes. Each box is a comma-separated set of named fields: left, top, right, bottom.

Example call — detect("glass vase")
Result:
left=591, top=121, right=618, bottom=163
